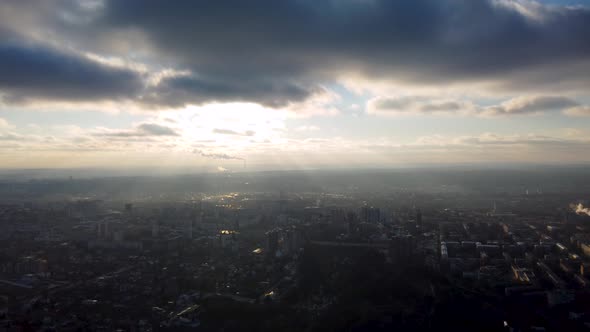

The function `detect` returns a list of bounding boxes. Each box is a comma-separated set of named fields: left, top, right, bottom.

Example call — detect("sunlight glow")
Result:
left=163, top=103, right=288, bottom=147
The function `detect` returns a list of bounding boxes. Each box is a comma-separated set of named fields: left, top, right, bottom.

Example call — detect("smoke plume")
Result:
left=193, top=149, right=243, bottom=161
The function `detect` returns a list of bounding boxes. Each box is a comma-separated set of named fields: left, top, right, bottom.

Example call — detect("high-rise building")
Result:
left=192, top=208, right=203, bottom=229
left=152, top=219, right=160, bottom=238
left=347, top=211, right=359, bottom=235
left=389, top=235, right=416, bottom=263
left=361, top=206, right=380, bottom=223
left=416, top=208, right=422, bottom=227
left=331, top=209, right=346, bottom=224
left=184, top=218, right=193, bottom=240
left=266, top=230, right=279, bottom=257
left=282, top=228, right=305, bottom=255
left=97, top=220, right=111, bottom=239
left=219, top=230, right=238, bottom=252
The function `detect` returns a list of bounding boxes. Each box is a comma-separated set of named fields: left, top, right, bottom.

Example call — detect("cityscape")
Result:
left=0, top=169, right=590, bottom=331
left=2, top=0, right=590, bottom=330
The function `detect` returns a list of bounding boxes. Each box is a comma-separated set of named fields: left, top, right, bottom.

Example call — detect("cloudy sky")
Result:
left=1, top=0, right=590, bottom=171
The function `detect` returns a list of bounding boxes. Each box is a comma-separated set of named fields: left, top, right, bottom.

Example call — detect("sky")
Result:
left=1, top=0, right=590, bottom=172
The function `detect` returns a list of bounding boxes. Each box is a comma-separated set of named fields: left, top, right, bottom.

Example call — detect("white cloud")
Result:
left=563, top=106, right=590, bottom=117
left=366, top=96, right=477, bottom=117
left=284, top=88, right=341, bottom=118
left=366, top=95, right=587, bottom=117
left=294, top=125, right=320, bottom=132
left=92, top=122, right=179, bottom=138
left=481, top=96, right=578, bottom=116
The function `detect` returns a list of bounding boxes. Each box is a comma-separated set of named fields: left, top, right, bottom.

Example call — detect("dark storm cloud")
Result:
left=0, top=42, right=144, bottom=103
left=97, top=0, right=590, bottom=90
left=141, top=75, right=316, bottom=108
left=2, top=0, right=590, bottom=106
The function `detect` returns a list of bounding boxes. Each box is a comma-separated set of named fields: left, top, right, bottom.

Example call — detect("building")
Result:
left=184, top=218, right=193, bottom=239
left=389, top=235, right=416, bottom=262
left=97, top=220, right=111, bottom=239
left=219, top=230, right=238, bottom=252
left=330, top=209, right=346, bottom=224
left=347, top=211, right=359, bottom=235
left=361, top=206, right=380, bottom=224
left=152, top=219, right=160, bottom=238
left=266, top=230, right=279, bottom=257
left=416, top=208, right=422, bottom=227
left=265, top=227, right=306, bottom=257
left=124, top=203, right=133, bottom=213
